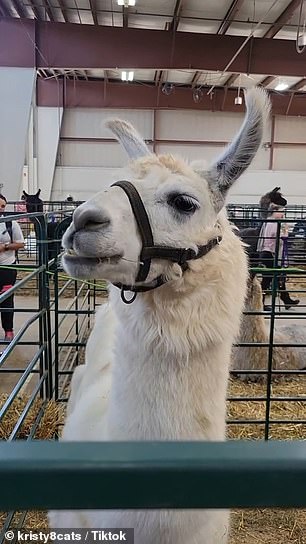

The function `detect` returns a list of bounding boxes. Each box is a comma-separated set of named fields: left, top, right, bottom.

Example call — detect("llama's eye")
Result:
left=170, top=195, right=198, bottom=214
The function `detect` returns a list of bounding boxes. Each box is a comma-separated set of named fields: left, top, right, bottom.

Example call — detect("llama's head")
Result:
left=259, top=186, right=287, bottom=218
left=62, top=88, right=270, bottom=290
left=23, top=189, right=44, bottom=214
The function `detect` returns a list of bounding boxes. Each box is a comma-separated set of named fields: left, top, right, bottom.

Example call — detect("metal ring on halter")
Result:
left=120, top=288, right=137, bottom=304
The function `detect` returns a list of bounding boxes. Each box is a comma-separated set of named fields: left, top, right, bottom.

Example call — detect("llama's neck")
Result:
left=241, top=311, right=266, bottom=339
left=241, top=289, right=267, bottom=343
left=105, top=223, right=248, bottom=443
left=106, top=286, right=235, bottom=442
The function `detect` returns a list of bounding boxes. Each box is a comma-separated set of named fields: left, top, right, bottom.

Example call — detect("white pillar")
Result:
left=0, top=67, right=36, bottom=200
left=37, top=106, right=63, bottom=201
left=27, top=105, right=35, bottom=194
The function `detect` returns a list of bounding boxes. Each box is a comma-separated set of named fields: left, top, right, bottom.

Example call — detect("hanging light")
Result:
left=234, top=75, right=243, bottom=105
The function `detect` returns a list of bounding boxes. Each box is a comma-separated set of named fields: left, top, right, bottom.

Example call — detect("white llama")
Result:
left=49, top=88, right=270, bottom=544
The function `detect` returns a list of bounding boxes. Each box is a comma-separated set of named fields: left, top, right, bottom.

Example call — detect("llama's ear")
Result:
left=106, top=119, right=151, bottom=160
left=36, top=189, right=41, bottom=197
left=23, top=190, right=28, bottom=197
left=206, top=87, right=271, bottom=212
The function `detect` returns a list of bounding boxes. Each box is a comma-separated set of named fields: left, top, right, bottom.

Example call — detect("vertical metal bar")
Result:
left=74, top=279, right=79, bottom=367
left=45, top=260, right=53, bottom=399
left=269, top=114, right=275, bottom=170
left=153, top=109, right=157, bottom=153
left=53, top=265, right=59, bottom=401
left=87, top=284, right=91, bottom=333
left=264, top=220, right=281, bottom=440
left=36, top=214, right=53, bottom=400
left=36, top=216, right=45, bottom=400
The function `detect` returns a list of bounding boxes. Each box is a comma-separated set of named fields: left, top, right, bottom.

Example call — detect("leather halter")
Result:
left=111, top=180, right=222, bottom=304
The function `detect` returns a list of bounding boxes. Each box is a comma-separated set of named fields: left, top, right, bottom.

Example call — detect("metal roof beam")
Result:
left=259, top=75, right=276, bottom=87
left=37, top=78, right=306, bottom=116
left=10, top=0, right=28, bottom=18
left=122, top=6, right=129, bottom=27
left=190, top=71, right=201, bottom=87
left=27, top=0, right=41, bottom=19
left=217, top=0, right=245, bottom=35
left=0, top=1, right=10, bottom=16
left=263, top=0, right=301, bottom=39
left=289, top=77, right=306, bottom=91
left=57, top=0, right=69, bottom=23
left=4, top=21, right=306, bottom=79
left=168, top=0, right=183, bottom=32
left=89, top=0, right=98, bottom=25
left=224, top=73, right=239, bottom=87
left=40, top=0, right=54, bottom=21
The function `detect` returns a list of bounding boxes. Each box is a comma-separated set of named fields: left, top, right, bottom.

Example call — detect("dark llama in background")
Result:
left=259, top=187, right=287, bottom=219
left=237, top=186, right=288, bottom=265
left=22, top=190, right=72, bottom=262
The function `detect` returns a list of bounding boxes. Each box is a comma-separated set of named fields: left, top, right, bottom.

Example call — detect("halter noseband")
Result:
left=111, top=180, right=222, bottom=304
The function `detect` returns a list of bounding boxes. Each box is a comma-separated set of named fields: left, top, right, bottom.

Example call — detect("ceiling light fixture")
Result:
left=121, top=70, right=134, bottom=81
left=234, top=75, right=243, bottom=105
left=117, top=0, right=136, bottom=6
left=275, top=81, right=289, bottom=91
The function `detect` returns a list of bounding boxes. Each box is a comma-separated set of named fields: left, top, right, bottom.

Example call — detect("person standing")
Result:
left=257, top=204, right=299, bottom=311
left=0, top=194, right=25, bottom=341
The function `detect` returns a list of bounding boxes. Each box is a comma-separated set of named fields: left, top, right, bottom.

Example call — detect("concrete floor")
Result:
left=0, top=295, right=88, bottom=396
left=263, top=294, right=306, bottom=326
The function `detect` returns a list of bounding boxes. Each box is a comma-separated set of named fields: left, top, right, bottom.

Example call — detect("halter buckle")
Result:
left=120, top=288, right=137, bottom=304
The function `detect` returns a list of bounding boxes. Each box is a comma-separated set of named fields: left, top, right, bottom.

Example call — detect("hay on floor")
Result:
left=228, top=376, right=306, bottom=440
left=0, top=394, right=65, bottom=440
left=227, top=376, right=306, bottom=543
left=230, top=508, right=306, bottom=544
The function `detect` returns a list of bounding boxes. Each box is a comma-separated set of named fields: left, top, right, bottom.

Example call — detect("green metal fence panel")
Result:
left=0, top=441, right=306, bottom=510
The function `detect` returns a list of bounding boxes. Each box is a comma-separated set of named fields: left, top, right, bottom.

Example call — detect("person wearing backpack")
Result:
left=0, top=194, right=25, bottom=342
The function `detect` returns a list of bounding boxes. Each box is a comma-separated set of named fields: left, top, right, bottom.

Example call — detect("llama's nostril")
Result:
left=73, top=205, right=110, bottom=232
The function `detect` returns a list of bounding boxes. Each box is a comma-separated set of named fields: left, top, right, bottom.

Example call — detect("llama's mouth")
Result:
left=63, top=248, right=122, bottom=266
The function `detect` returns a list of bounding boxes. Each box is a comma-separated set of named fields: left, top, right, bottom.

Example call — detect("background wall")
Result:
left=33, top=107, right=306, bottom=205
left=0, top=68, right=36, bottom=200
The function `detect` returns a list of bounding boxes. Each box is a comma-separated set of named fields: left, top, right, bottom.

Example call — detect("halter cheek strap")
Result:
left=111, top=180, right=222, bottom=304
left=111, top=181, right=154, bottom=283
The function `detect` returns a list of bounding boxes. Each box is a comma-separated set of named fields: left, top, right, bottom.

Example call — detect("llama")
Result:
left=22, top=190, right=72, bottom=262
left=231, top=274, right=306, bottom=381
left=48, top=88, right=270, bottom=544
left=259, top=186, right=287, bottom=219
